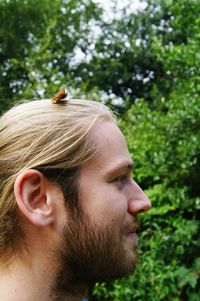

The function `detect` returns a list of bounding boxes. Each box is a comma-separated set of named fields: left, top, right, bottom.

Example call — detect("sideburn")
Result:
left=55, top=168, right=80, bottom=214
left=39, top=166, right=80, bottom=214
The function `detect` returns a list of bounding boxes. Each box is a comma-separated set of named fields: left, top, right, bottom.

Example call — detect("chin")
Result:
left=122, top=248, right=138, bottom=274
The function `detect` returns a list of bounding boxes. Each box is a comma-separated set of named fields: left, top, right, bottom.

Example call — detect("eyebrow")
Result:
left=106, top=161, right=134, bottom=177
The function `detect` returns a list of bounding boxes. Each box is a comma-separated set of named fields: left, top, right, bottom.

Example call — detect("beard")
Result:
left=52, top=207, right=139, bottom=300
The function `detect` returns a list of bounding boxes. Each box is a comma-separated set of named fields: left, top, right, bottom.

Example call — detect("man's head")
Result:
left=0, top=98, right=151, bottom=295
left=53, top=120, right=151, bottom=298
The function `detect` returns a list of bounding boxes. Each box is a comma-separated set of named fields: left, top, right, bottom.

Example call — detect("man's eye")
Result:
left=114, top=175, right=128, bottom=187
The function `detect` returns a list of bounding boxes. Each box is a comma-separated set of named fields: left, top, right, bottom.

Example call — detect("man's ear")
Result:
left=14, top=169, right=55, bottom=227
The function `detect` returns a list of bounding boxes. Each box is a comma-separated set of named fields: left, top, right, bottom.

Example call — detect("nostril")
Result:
left=140, top=199, right=152, bottom=213
left=128, top=197, right=152, bottom=215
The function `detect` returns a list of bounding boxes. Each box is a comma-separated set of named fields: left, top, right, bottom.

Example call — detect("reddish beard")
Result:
left=52, top=209, right=139, bottom=299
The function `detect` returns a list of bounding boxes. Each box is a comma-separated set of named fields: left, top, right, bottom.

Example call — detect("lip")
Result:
left=125, top=232, right=138, bottom=247
left=127, top=232, right=137, bottom=238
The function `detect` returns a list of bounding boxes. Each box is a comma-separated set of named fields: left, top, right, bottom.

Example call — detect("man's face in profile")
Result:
left=54, top=121, right=151, bottom=294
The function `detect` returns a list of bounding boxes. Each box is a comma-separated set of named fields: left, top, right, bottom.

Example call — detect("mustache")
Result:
left=122, top=218, right=140, bottom=235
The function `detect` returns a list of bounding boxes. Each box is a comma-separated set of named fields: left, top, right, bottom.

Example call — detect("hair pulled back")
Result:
left=0, top=98, right=115, bottom=261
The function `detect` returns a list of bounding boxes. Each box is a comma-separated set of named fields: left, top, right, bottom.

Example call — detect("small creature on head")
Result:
left=52, top=87, right=68, bottom=103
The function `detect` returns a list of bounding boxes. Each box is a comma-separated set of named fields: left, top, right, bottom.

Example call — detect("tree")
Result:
left=0, top=0, right=101, bottom=113
left=73, top=0, right=200, bottom=112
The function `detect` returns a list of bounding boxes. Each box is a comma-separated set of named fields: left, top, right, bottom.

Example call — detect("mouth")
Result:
left=127, top=231, right=137, bottom=236
left=123, top=224, right=139, bottom=236
left=122, top=220, right=140, bottom=248
left=125, top=231, right=138, bottom=248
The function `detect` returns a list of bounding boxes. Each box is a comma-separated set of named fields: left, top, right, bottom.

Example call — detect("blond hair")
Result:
left=0, top=98, right=115, bottom=262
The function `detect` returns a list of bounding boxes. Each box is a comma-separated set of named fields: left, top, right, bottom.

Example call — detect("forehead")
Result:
left=85, top=121, right=132, bottom=172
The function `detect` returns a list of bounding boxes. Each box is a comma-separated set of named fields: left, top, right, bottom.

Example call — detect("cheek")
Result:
left=99, top=191, right=128, bottom=228
left=109, top=202, right=127, bottom=227
left=79, top=176, right=128, bottom=225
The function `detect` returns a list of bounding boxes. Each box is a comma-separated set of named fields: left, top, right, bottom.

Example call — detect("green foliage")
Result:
left=74, top=0, right=200, bottom=113
left=0, top=0, right=102, bottom=112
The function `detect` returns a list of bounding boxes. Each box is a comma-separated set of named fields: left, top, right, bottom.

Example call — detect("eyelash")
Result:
left=113, top=175, right=129, bottom=187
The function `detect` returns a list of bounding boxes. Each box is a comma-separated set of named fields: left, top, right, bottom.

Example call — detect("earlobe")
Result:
left=14, top=169, right=55, bottom=227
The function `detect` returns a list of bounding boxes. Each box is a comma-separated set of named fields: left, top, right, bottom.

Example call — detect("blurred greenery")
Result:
left=0, top=0, right=200, bottom=300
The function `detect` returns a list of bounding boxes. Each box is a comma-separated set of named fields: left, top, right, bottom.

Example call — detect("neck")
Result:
left=0, top=263, right=45, bottom=301
left=0, top=252, right=88, bottom=301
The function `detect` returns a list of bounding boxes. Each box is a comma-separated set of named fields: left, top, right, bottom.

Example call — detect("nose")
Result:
left=127, top=179, right=151, bottom=215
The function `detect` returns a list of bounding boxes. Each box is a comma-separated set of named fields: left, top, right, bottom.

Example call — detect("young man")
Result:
left=0, top=97, right=151, bottom=301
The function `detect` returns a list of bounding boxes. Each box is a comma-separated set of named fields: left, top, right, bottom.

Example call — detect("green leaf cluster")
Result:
left=0, top=0, right=102, bottom=111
